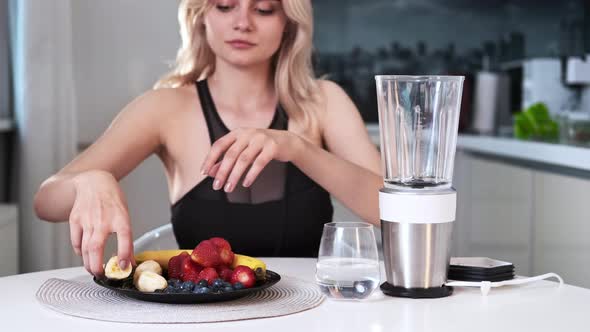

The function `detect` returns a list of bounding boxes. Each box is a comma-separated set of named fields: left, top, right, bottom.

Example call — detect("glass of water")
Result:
left=315, top=222, right=380, bottom=300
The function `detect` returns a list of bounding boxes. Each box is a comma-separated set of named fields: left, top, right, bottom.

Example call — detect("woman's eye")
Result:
left=216, top=5, right=234, bottom=12
left=255, top=7, right=275, bottom=15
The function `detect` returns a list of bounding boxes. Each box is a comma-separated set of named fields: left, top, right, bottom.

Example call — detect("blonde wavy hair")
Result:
left=155, top=0, right=320, bottom=123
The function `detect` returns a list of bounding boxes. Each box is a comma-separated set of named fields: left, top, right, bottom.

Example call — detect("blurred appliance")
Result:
left=471, top=71, right=510, bottom=135
left=521, top=58, right=576, bottom=116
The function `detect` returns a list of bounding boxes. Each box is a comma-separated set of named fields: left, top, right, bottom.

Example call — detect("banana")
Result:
left=134, top=249, right=191, bottom=270
left=134, top=250, right=267, bottom=280
left=135, top=271, right=168, bottom=292
left=104, top=256, right=133, bottom=280
left=133, top=260, right=162, bottom=285
left=231, top=254, right=267, bottom=280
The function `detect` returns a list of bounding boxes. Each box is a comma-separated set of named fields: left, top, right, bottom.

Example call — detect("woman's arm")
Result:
left=34, top=89, right=170, bottom=222
left=291, top=80, right=382, bottom=225
left=34, top=88, right=181, bottom=276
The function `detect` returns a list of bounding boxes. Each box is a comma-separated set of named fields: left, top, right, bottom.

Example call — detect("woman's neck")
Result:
left=208, top=59, right=276, bottom=112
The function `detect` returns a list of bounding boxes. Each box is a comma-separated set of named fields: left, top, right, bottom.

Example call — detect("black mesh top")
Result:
left=170, top=80, right=334, bottom=257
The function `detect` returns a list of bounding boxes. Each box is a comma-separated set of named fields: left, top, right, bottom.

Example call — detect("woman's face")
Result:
left=204, top=0, right=288, bottom=68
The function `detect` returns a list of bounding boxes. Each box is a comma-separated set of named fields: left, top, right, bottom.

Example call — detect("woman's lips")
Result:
left=226, top=40, right=256, bottom=49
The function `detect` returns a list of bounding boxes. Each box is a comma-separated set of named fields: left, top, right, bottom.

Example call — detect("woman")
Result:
left=34, top=0, right=382, bottom=277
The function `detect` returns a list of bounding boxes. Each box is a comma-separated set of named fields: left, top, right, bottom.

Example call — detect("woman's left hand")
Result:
left=200, top=128, right=304, bottom=192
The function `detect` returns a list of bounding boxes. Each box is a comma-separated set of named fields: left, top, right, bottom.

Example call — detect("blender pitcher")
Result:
left=375, top=75, right=464, bottom=298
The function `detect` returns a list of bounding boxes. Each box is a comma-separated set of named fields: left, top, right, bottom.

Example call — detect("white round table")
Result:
left=0, top=257, right=587, bottom=332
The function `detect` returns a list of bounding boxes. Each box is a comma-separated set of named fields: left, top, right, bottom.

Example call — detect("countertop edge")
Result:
left=456, top=134, right=590, bottom=172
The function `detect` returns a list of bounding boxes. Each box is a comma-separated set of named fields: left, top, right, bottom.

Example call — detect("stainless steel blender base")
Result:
left=380, top=282, right=453, bottom=298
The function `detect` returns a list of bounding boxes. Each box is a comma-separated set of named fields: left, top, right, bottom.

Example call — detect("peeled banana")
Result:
left=231, top=254, right=267, bottom=280
left=133, top=260, right=162, bottom=285
left=135, top=271, right=168, bottom=292
left=104, top=256, right=133, bottom=280
left=134, top=249, right=191, bottom=270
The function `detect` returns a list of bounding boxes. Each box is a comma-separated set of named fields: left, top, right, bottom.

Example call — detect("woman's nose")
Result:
left=233, top=7, right=253, bottom=32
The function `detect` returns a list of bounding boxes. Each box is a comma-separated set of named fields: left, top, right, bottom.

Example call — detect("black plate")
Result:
left=93, top=270, right=281, bottom=304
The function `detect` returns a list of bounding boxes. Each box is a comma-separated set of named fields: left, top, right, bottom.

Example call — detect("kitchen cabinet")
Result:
left=533, top=171, right=590, bottom=287
left=453, top=152, right=534, bottom=276
left=453, top=151, right=590, bottom=288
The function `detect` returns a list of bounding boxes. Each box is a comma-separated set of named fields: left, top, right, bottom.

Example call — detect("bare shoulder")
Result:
left=126, top=85, right=197, bottom=118
left=313, top=79, right=359, bottom=125
left=316, top=79, right=351, bottom=107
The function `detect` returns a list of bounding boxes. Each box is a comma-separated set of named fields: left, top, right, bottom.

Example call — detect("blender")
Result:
left=375, top=75, right=464, bottom=298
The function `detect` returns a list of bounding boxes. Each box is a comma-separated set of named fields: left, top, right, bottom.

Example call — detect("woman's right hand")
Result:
left=69, top=170, right=135, bottom=277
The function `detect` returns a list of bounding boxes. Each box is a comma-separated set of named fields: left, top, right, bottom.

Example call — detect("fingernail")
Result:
left=119, top=260, right=128, bottom=270
left=243, top=179, right=251, bottom=187
left=201, top=168, right=208, bottom=176
left=213, top=179, right=221, bottom=190
left=224, top=181, right=232, bottom=192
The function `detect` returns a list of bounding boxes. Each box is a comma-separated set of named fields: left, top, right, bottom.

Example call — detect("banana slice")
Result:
left=133, top=260, right=162, bottom=285
left=136, top=271, right=168, bottom=292
left=104, top=256, right=132, bottom=280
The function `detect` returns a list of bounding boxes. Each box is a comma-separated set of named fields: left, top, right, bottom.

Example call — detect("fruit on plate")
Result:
left=180, top=256, right=203, bottom=282
left=230, top=265, right=256, bottom=288
left=104, top=256, right=132, bottom=280
left=191, top=240, right=223, bottom=267
left=168, top=252, right=190, bottom=280
left=217, top=265, right=233, bottom=282
left=133, top=260, right=162, bottom=285
left=135, top=271, right=168, bottom=292
left=198, top=267, right=220, bottom=285
left=134, top=249, right=191, bottom=270
left=231, top=254, right=266, bottom=280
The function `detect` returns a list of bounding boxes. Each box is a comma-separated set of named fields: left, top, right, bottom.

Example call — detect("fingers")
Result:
left=69, top=218, right=83, bottom=256
left=88, top=229, right=108, bottom=277
left=224, top=142, right=265, bottom=192
left=211, top=139, right=250, bottom=191
left=115, top=218, right=134, bottom=270
left=201, top=132, right=237, bottom=176
left=81, top=227, right=93, bottom=274
left=242, top=143, right=276, bottom=187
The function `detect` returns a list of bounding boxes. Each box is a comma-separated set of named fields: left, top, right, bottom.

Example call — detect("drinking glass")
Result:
left=315, top=222, right=380, bottom=300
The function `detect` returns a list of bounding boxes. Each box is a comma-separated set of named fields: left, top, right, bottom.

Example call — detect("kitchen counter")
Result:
left=366, top=124, right=590, bottom=173
left=457, top=134, right=590, bottom=173
left=0, top=257, right=588, bottom=332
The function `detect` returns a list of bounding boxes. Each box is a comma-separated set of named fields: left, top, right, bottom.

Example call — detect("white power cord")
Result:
left=446, top=273, right=564, bottom=296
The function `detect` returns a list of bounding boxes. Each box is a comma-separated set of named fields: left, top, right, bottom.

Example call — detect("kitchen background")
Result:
left=0, top=0, right=589, bottom=288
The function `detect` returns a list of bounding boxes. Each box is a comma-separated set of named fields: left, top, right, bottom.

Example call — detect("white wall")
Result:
left=70, top=0, right=180, bottom=251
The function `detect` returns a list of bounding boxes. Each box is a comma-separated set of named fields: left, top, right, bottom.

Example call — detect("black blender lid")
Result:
left=450, top=257, right=515, bottom=274
left=448, top=271, right=515, bottom=282
left=380, top=282, right=453, bottom=299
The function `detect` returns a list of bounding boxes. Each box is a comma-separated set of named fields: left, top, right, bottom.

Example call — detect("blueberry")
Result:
left=180, top=281, right=195, bottom=292
left=197, top=280, right=209, bottom=288
left=168, top=279, right=181, bottom=287
left=223, top=281, right=232, bottom=288
left=223, top=286, right=234, bottom=292
left=164, top=285, right=176, bottom=293
left=212, top=279, right=224, bottom=288
left=233, top=282, right=244, bottom=290
left=193, top=287, right=211, bottom=294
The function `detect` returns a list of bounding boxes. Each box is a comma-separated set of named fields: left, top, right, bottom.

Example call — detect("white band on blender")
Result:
left=379, top=191, right=456, bottom=224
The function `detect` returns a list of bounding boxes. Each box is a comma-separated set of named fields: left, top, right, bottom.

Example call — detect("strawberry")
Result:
left=230, top=265, right=256, bottom=288
left=198, top=267, right=219, bottom=285
left=191, top=240, right=223, bottom=268
left=209, top=237, right=235, bottom=266
left=217, top=265, right=234, bottom=282
left=218, top=247, right=235, bottom=266
left=167, top=252, right=190, bottom=280
left=210, top=237, right=232, bottom=251
left=180, top=255, right=203, bottom=282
